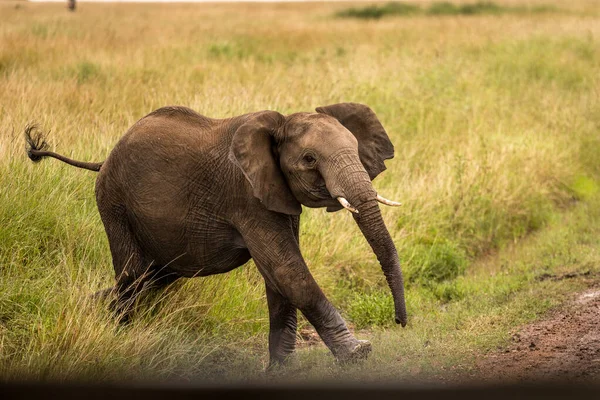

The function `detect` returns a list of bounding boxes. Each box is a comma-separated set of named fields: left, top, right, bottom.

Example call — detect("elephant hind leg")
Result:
left=98, top=204, right=180, bottom=322
left=111, top=264, right=180, bottom=323
left=91, top=265, right=180, bottom=319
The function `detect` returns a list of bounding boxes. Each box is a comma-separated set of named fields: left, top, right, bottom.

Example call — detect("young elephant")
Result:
left=25, top=103, right=407, bottom=365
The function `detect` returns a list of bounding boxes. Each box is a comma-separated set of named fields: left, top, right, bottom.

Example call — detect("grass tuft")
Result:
left=74, top=61, right=102, bottom=85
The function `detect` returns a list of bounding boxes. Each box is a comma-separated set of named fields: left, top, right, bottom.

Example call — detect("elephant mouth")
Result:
left=307, top=185, right=331, bottom=200
left=291, top=171, right=332, bottom=202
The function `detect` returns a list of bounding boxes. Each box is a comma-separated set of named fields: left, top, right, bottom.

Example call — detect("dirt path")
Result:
left=471, top=282, right=600, bottom=384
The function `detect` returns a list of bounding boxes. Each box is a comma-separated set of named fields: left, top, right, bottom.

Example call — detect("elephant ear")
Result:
left=316, top=102, right=394, bottom=181
left=229, top=111, right=302, bottom=216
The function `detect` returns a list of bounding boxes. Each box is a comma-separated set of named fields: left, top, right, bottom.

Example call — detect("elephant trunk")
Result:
left=323, top=152, right=407, bottom=326
left=351, top=198, right=407, bottom=326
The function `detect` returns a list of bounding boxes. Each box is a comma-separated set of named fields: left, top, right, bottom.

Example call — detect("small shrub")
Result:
left=569, top=175, right=599, bottom=201
left=347, top=291, right=394, bottom=328
left=431, top=281, right=465, bottom=303
left=407, top=240, right=468, bottom=285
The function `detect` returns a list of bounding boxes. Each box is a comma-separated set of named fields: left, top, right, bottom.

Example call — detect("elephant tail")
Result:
left=24, top=123, right=104, bottom=172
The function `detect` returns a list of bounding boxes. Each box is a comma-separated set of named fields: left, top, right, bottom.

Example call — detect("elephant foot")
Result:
left=266, top=353, right=295, bottom=372
left=335, top=339, right=372, bottom=364
left=90, top=287, right=135, bottom=324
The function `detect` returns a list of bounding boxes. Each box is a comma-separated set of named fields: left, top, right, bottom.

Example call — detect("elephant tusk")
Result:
left=376, top=194, right=402, bottom=207
left=337, top=197, right=359, bottom=214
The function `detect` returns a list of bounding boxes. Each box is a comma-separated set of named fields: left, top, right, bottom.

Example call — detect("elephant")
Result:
left=25, top=102, right=407, bottom=366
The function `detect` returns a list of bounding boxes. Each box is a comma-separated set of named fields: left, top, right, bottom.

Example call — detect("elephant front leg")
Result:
left=266, top=265, right=370, bottom=362
left=241, top=216, right=371, bottom=363
left=265, top=283, right=297, bottom=367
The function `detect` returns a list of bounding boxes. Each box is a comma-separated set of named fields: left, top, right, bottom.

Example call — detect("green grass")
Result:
left=336, top=1, right=559, bottom=20
left=0, top=1, right=599, bottom=383
left=336, top=2, right=420, bottom=19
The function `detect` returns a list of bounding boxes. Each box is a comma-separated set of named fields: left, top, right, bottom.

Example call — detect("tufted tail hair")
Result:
left=24, top=123, right=103, bottom=172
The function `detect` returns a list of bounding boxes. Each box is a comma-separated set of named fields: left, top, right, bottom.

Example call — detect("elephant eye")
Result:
left=303, top=154, right=316, bottom=165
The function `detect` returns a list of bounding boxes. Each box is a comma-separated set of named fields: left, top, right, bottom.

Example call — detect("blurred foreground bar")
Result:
left=1, top=382, right=600, bottom=400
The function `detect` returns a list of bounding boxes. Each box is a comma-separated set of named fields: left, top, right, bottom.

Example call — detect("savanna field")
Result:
left=1, top=0, right=600, bottom=383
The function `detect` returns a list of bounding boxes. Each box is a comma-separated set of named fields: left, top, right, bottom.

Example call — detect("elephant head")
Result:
left=229, top=102, right=407, bottom=326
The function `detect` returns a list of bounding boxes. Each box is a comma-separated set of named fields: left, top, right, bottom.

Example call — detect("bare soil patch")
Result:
left=472, top=282, right=600, bottom=384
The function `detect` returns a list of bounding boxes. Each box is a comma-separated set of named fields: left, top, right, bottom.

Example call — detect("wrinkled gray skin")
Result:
left=26, top=103, right=407, bottom=366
